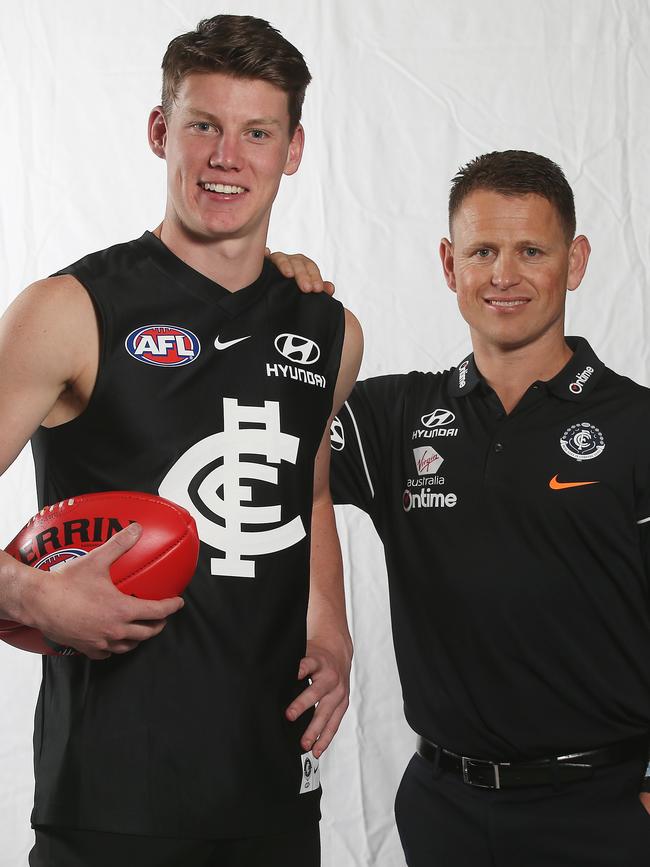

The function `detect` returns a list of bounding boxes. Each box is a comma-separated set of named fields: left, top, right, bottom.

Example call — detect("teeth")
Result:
left=489, top=300, right=527, bottom=307
left=202, top=183, right=245, bottom=194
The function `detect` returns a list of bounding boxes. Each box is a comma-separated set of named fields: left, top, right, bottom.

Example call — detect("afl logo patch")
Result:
left=274, top=333, right=320, bottom=365
left=560, top=422, right=605, bottom=462
left=34, top=548, right=87, bottom=571
left=126, top=325, right=200, bottom=367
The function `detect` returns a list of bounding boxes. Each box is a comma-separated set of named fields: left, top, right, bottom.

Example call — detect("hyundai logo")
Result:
left=421, top=409, right=456, bottom=428
left=274, top=333, right=321, bottom=365
left=330, top=416, right=345, bottom=451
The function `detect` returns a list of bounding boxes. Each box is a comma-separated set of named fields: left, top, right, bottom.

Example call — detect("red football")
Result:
left=0, top=491, right=200, bottom=655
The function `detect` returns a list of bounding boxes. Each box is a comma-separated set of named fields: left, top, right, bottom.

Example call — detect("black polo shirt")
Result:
left=331, top=337, right=650, bottom=761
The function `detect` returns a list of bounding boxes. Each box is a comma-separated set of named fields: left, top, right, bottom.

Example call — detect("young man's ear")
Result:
left=283, top=124, right=305, bottom=176
left=439, top=238, right=457, bottom=293
left=148, top=107, right=168, bottom=159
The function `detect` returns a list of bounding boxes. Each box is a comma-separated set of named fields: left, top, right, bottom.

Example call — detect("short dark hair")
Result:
left=161, top=15, right=311, bottom=133
left=448, top=150, right=576, bottom=241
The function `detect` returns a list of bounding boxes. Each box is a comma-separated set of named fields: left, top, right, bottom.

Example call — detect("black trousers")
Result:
left=29, top=824, right=320, bottom=867
left=395, top=751, right=650, bottom=866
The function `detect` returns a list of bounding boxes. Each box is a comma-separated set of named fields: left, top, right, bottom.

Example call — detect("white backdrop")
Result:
left=1, top=1, right=649, bottom=865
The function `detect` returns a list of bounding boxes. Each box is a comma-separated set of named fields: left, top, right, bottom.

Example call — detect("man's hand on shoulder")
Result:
left=265, top=248, right=335, bottom=295
left=7, top=524, right=184, bottom=659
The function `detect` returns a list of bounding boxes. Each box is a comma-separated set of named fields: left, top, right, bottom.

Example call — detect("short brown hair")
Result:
left=161, top=15, right=311, bottom=133
left=448, top=150, right=576, bottom=241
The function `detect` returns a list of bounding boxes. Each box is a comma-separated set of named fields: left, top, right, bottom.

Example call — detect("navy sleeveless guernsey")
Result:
left=29, top=231, right=345, bottom=837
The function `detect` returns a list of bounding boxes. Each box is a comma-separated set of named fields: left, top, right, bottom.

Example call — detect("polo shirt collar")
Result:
left=546, top=336, right=606, bottom=401
left=447, top=336, right=605, bottom=401
left=447, top=351, right=482, bottom=397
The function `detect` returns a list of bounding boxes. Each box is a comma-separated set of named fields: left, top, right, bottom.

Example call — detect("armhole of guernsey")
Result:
left=322, top=299, right=346, bottom=413
left=43, top=263, right=112, bottom=430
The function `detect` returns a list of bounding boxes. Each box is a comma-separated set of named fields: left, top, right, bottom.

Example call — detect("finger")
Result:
left=268, top=250, right=295, bottom=277
left=286, top=675, right=336, bottom=721
left=297, top=654, right=319, bottom=680
left=120, top=618, right=169, bottom=642
left=122, top=594, right=185, bottom=622
left=76, top=615, right=172, bottom=657
left=323, top=281, right=335, bottom=296
left=303, top=259, right=324, bottom=286
left=290, top=257, right=320, bottom=293
left=82, top=648, right=113, bottom=661
left=108, top=639, right=140, bottom=654
left=86, top=523, right=142, bottom=571
left=302, top=697, right=349, bottom=756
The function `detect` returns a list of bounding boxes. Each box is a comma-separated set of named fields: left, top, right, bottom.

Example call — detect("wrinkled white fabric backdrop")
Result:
left=1, top=1, right=649, bottom=864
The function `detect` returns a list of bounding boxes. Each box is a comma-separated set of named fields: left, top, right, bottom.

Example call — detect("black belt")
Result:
left=416, top=735, right=648, bottom=790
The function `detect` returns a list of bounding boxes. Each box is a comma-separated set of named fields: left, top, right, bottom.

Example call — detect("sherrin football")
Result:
left=0, top=491, right=200, bottom=655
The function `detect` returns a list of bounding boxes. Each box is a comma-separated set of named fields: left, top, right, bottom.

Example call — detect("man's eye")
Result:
left=193, top=122, right=212, bottom=132
left=525, top=247, right=539, bottom=256
left=249, top=129, right=268, bottom=140
left=476, top=249, right=491, bottom=258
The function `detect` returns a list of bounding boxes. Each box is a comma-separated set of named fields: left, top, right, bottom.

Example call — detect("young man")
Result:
left=0, top=15, right=362, bottom=867
left=278, top=150, right=650, bottom=865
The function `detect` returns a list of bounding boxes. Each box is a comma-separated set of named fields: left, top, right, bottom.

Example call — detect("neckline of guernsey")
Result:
left=140, top=230, right=273, bottom=316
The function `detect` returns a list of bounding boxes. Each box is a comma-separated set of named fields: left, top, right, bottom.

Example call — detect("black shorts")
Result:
left=30, top=824, right=320, bottom=867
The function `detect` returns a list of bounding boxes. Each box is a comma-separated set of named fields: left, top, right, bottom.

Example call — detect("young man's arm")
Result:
left=285, top=308, right=363, bottom=757
left=0, top=276, right=184, bottom=659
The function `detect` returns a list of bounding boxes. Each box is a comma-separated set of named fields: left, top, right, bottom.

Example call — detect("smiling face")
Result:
left=440, top=189, right=590, bottom=356
left=149, top=72, right=304, bottom=246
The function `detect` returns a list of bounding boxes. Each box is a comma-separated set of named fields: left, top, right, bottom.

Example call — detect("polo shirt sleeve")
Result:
left=635, top=404, right=650, bottom=581
left=631, top=400, right=650, bottom=780
left=639, top=521, right=650, bottom=577
left=330, top=376, right=400, bottom=524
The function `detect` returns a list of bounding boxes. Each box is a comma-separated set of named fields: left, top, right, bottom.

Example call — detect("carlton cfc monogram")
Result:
left=159, top=398, right=306, bottom=577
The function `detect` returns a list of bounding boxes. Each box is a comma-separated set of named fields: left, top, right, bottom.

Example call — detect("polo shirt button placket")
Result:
left=494, top=442, right=504, bottom=453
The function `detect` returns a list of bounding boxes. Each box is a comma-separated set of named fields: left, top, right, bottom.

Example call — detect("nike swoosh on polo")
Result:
left=214, top=335, right=251, bottom=350
left=549, top=475, right=599, bottom=490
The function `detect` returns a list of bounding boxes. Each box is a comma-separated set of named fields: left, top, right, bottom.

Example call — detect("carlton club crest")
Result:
left=159, top=398, right=305, bottom=578
left=560, top=422, right=605, bottom=462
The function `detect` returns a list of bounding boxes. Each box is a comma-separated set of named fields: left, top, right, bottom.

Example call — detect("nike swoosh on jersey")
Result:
left=214, top=335, right=251, bottom=350
left=549, top=475, right=599, bottom=490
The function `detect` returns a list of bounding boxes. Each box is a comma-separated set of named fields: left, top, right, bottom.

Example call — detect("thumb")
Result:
left=86, top=522, right=142, bottom=572
left=298, top=655, right=318, bottom=680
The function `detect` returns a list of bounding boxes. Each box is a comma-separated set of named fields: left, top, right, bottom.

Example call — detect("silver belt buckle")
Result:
left=461, top=756, right=501, bottom=790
